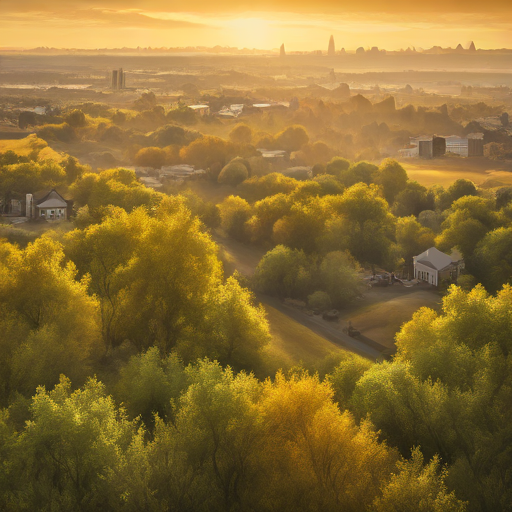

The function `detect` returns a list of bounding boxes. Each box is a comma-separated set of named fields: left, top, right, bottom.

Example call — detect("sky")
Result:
left=1, top=0, right=511, bottom=51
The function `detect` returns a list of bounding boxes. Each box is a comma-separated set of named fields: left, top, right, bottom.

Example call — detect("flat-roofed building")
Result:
left=187, top=105, right=210, bottom=116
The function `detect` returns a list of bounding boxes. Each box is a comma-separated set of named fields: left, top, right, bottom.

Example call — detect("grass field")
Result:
left=0, top=220, right=74, bottom=247
left=261, top=304, right=349, bottom=374
left=338, top=285, right=442, bottom=349
left=403, top=157, right=512, bottom=188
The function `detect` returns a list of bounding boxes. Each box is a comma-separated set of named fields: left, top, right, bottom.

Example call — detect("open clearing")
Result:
left=215, top=232, right=441, bottom=359
left=261, top=304, right=348, bottom=373
left=337, top=285, right=442, bottom=349
left=403, top=157, right=512, bottom=188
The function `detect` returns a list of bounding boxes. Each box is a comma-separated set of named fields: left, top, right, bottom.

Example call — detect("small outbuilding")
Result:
left=413, top=247, right=464, bottom=286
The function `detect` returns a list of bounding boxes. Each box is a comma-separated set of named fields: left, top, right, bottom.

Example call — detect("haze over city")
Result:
left=1, top=0, right=512, bottom=511
left=1, top=0, right=511, bottom=50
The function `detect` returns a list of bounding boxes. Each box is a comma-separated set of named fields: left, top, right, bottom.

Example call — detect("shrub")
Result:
left=308, top=291, right=332, bottom=312
left=64, top=109, right=87, bottom=128
left=218, top=161, right=249, bottom=186
left=134, top=147, right=166, bottom=169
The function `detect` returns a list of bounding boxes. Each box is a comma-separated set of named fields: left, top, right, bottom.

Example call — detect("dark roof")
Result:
left=34, top=189, right=67, bottom=205
left=416, top=259, right=437, bottom=270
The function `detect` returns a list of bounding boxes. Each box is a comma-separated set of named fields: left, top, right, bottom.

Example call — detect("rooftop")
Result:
left=414, top=247, right=453, bottom=271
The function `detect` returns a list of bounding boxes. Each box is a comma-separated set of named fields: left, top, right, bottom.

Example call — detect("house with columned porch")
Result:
left=413, top=247, right=464, bottom=286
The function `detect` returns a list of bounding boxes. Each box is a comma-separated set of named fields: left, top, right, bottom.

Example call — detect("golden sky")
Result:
left=1, top=0, right=511, bottom=50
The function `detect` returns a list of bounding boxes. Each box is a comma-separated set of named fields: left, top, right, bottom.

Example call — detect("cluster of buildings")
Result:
left=187, top=101, right=290, bottom=119
left=131, top=164, right=206, bottom=189
left=185, top=102, right=289, bottom=119
left=399, top=133, right=484, bottom=159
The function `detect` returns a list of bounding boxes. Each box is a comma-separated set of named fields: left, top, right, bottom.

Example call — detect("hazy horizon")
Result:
left=1, top=0, right=511, bottom=52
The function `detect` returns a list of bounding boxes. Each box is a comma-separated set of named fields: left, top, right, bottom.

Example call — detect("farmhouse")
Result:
left=26, top=189, right=71, bottom=221
left=413, top=247, right=464, bottom=286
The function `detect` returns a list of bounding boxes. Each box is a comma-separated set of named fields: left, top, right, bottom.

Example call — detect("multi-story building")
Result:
left=399, top=133, right=484, bottom=159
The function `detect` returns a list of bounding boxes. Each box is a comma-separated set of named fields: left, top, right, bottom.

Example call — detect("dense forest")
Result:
left=1, top=94, right=512, bottom=511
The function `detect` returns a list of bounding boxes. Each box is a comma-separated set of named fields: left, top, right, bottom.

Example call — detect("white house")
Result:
left=413, top=247, right=464, bottom=286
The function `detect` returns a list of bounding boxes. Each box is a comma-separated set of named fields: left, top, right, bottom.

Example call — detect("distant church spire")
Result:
left=280, top=43, right=286, bottom=57
left=328, top=35, right=335, bottom=56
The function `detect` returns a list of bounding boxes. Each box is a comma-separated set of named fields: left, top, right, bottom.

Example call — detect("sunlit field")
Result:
left=403, top=159, right=512, bottom=188
left=262, top=304, right=347, bottom=371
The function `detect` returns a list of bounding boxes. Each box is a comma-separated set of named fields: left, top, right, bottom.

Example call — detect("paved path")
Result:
left=259, top=294, right=385, bottom=360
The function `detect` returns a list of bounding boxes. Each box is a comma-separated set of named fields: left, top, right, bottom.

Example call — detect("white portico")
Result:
left=413, top=247, right=463, bottom=286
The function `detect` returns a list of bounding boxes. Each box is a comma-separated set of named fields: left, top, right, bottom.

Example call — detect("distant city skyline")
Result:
left=1, top=1, right=510, bottom=51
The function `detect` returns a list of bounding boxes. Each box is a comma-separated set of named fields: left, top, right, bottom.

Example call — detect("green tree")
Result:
left=64, top=109, right=87, bottom=128
left=118, top=205, right=223, bottom=353
left=448, top=179, right=478, bottom=203
left=375, top=158, right=408, bottom=205
left=217, top=161, right=249, bottom=186
left=275, top=125, right=309, bottom=152
left=218, top=195, right=252, bottom=241
left=374, top=449, right=467, bottom=512
left=70, top=168, right=163, bottom=213
left=318, top=251, right=363, bottom=307
left=272, top=196, right=330, bottom=253
left=326, top=353, right=372, bottom=407
left=325, top=156, right=351, bottom=178
left=254, top=245, right=313, bottom=299
left=356, top=284, right=512, bottom=512
left=5, top=376, right=133, bottom=511
left=313, top=174, right=344, bottom=195
left=393, top=181, right=433, bottom=217
left=307, top=290, right=331, bottom=311
left=179, top=135, right=230, bottom=171
left=64, top=155, right=88, bottom=184
left=0, top=237, right=101, bottom=397
left=323, top=183, right=396, bottom=266
left=229, top=123, right=253, bottom=144
left=116, top=348, right=187, bottom=427
left=64, top=208, right=148, bottom=351
left=174, top=360, right=263, bottom=511
left=436, top=196, right=500, bottom=259
left=396, top=216, right=436, bottom=269
left=245, top=193, right=292, bottom=245
left=238, top=172, right=298, bottom=202
left=134, top=146, right=167, bottom=168
left=473, top=227, right=512, bottom=292
left=181, top=277, right=270, bottom=371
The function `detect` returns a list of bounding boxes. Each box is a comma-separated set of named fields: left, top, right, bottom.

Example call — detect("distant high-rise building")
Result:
left=280, top=44, right=286, bottom=57
left=118, top=68, right=125, bottom=89
left=111, top=68, right=125, bottom=90
left=328, top=35, right=335, bottom=56
left=111, top=69, right=118, bottom=89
